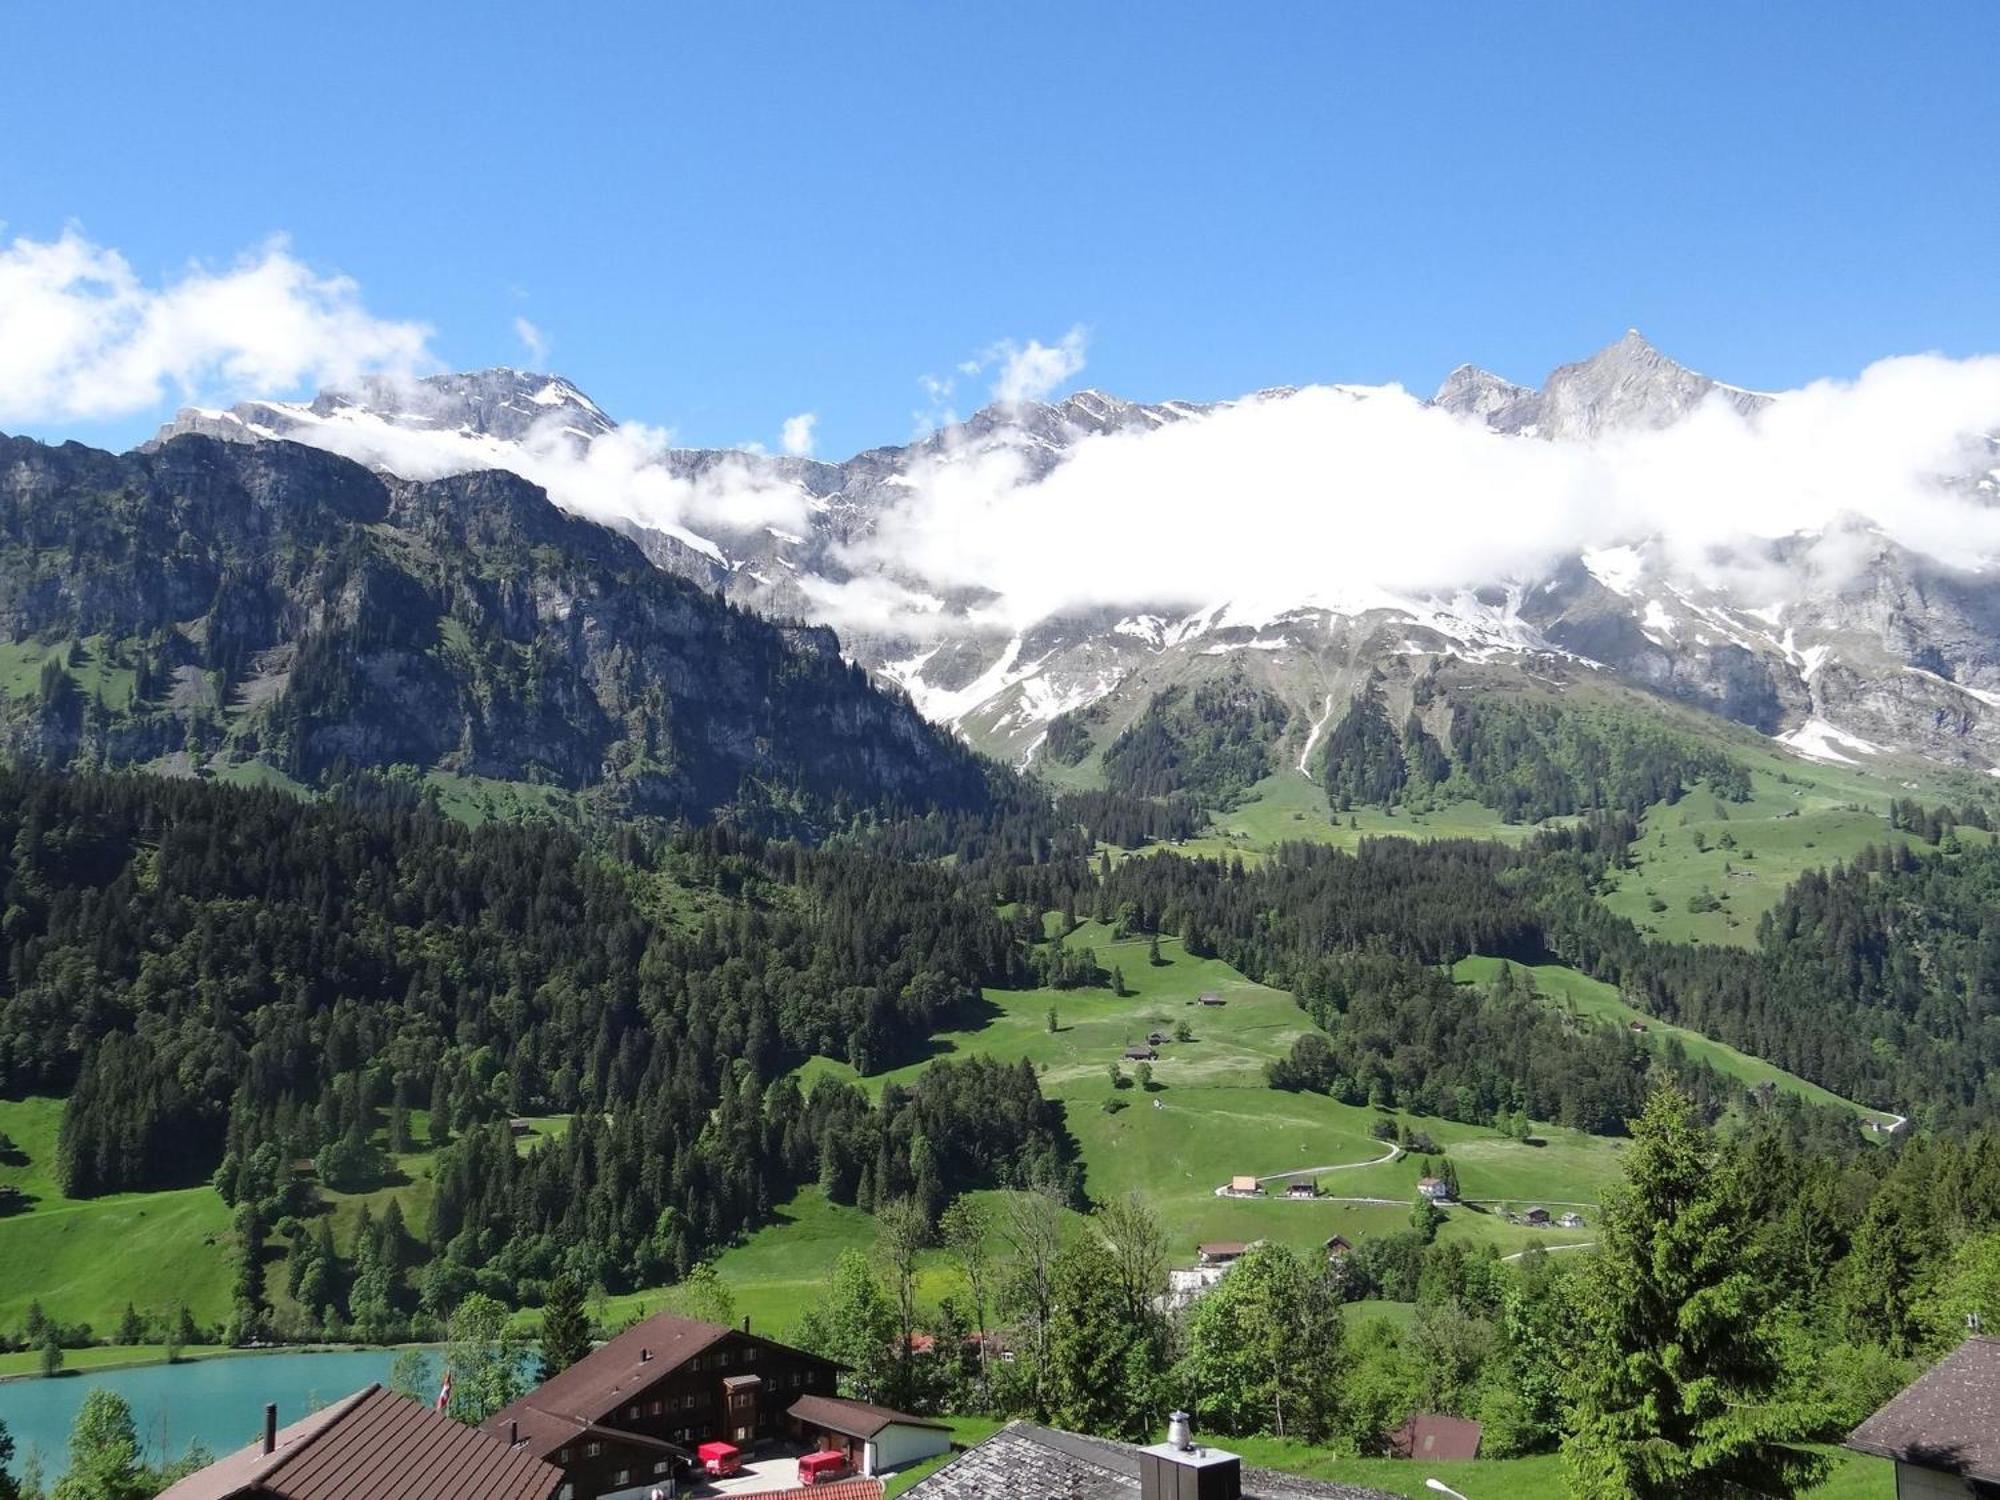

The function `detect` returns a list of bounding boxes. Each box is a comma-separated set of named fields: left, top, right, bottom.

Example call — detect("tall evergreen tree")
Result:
left=1563, top=1086, right=1828, bottom=1499
left=536, top=1274, right=592, bottom=1382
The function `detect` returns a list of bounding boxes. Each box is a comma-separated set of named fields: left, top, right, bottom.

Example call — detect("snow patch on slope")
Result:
left=1775, top=718, right=1884, bottom=765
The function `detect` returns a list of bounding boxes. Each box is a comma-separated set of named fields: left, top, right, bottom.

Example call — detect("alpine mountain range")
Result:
left=149, top=330, right=2000, bottom=783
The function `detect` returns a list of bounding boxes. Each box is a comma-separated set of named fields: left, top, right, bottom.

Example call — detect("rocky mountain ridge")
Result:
left=0, top=428, right=992, bottom=822
left=149, top=337, right=2000, bottom=782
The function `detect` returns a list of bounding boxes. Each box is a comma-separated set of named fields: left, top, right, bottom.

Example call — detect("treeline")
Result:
left=1053, top=790, right=1204, bottom=850
left=1320, top=681, right=1751, bottom=822
left=1100, top=675, right=1290, bottom=807
left=421, top=1055, right=1076, bottom=1313
left=1531, top=832, right=2000, bottom=1130
left=0, top=766, right=1032, bottom=1207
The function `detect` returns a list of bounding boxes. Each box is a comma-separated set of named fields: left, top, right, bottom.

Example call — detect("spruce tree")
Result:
left=1563, top=1086, right=1828, bottom=1498
left=536, top=1274, right=591, bottom=1382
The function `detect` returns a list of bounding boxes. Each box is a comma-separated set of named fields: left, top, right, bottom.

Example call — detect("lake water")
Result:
left=0, top=1349, right=408, bottom=1478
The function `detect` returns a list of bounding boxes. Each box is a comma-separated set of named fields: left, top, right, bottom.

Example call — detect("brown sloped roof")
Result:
left=157, top=1384, right=563, bottom=1500
left=1845, top=1336, right=2000, bottom=1483
left=486, top=1308, right=841, bottom=1460
left=788, top=1394, right=952, bottom=1440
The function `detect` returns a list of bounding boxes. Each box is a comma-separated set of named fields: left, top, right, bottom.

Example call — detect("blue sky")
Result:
left=3, top=1, right=1997, bottom=456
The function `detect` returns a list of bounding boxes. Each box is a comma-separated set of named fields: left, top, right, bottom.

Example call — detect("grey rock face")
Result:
left=1431, top=330, right=1770, bottom=439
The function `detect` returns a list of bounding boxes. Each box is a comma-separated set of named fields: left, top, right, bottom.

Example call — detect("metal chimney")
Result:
left=263, top=1403, right=278, bottom=1455
left=1140, top=1414, right=1240, bottom=1500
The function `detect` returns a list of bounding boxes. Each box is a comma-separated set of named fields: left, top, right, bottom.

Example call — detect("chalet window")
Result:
left=614, top=1470, right=630, bottom=1486
left=654, top=1460, right=671, bottom=1475
left=585, top=1441, right=602, bottom=1458
left=648, top=1400, right=663, bottom=1416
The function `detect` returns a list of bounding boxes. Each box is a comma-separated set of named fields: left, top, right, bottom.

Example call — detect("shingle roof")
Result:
left=900, top=1421, right=1398, bottom=1500
left=788, top=1394, right=952, bottom=1440
left=485, top=1308, right=837, bottom=1460
left=157, top=1384, right=563, bottom=1500
left=1845, top=1336, right=2000, bottom=1483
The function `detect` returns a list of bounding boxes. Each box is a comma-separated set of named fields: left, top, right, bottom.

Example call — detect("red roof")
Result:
left=158, top=1385, right=562, bottom=1500
left=761, top=1482, right=884, bottom=1500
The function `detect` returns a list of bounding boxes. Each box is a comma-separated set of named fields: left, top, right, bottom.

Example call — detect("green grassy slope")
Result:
left=0, top=1098, right=236, bottom=1332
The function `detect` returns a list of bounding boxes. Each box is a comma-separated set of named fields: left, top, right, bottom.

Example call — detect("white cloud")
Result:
left=780, top=411, right=818, bottom=457
left=513, top=316, right=548, bottom=365
left=256, top=392, right=812, bottom=559
left=981, top=325, right=1088, bottom=405
left=825, top=353, right=2000, bottom=634
left=0, top=227, right=432, bottom=425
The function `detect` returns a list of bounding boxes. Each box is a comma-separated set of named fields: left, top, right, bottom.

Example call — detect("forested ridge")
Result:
left=0, top=765, right=1072, bottom=1327
left=1320, top=680, right=1751, bottom=821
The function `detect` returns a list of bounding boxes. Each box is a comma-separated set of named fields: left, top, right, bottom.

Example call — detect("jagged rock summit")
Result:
left=1431, top=329, right=1772, bottom=438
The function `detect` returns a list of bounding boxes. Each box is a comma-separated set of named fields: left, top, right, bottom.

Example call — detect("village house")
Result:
left=1198, top=993, right=1227, bottom=1007
left=1198, top=1241, right=1253, bottom=1266
left=1124, top=1045, right=1158, bottom=1062
left=1323, top=1235, right=1352, bottom=1259
left=1844, top=1335, right=2000, bottom=1497
left=484, top=1309, right=848, bottom=1498
left=1416, top=1176, right=1454, bottom=1204
left=158, top=1385, right=564, bottom=1500
left=1147, top=1031, right=1170, bottom=1046
left=1285, top=1181, right=1317, bottom=1199
left=1226, top=1175, right=1263, bottom=1196
left=1557, top=1211, right=1586, bottom=1229
left=1522, top=1206, right=1551, bottom=1226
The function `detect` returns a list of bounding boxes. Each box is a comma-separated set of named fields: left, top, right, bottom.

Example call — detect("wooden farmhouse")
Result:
left=486, top=1311, right=842, bottom=1498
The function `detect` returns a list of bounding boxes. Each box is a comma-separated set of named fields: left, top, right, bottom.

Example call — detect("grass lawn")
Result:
left=1212, top=1438, right=1889, bottom=1499
left=1158, top=772, right=1564, bottom=865
left=0, top=1098, right=237, bottom=1334
left=0, top=1342, right=236, bottom=1379
left=1450, top=958, right=1885, bottom=1126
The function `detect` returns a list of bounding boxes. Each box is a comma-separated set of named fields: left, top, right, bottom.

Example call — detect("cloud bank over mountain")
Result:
left=823, top=353, right=2000, bottom=633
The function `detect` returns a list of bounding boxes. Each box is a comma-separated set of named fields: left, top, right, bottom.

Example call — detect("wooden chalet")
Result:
left=1198, top=993, right=1227, bottom=1007
left=1285, top=1181, right=1317, bottom=1199
left=1324, top=1235, right=1352, bottom=1258
left=1198, top=1241, right=1251, bottom=1266
left=159, top=1385, right=562, bottom=1500
left=485, top=1310, right=842, bottom=1500
left=1124, top=1045, right=1159, bottom=1062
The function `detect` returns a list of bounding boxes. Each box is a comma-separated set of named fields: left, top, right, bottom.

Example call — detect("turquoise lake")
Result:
left=0, top=1349, right=409, bottom=1478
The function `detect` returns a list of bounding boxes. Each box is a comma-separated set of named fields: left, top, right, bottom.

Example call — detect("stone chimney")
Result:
left=1138, top=1412, right=1241, bottom=1500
